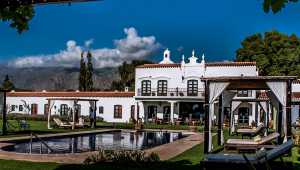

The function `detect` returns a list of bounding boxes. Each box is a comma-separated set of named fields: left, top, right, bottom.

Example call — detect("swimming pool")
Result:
left=2, top=131, right=184, bottom=154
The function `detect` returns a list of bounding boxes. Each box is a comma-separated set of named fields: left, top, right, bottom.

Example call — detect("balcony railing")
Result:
left=137, top=88, right=204, bottom=97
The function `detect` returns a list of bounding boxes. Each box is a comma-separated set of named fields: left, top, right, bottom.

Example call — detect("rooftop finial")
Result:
left=181, top=54, right=185, bottom=65
left=192, top=49, right=195, bottom=58
left=159, top=48, right=174, bottom=64
left=201, top=53, right=205, bottom=64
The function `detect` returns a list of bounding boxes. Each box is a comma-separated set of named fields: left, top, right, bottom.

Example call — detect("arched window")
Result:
left=31, top=104, right=38, bottom=115
left=141, top=80, right=151, bottom=96
left=60, top=104, right=68, bottom=116
left=187, top=80, right=198, bottom=96
left=157, top=80, right=168, bottom=96
left=114, top=105, right=122, bottom=119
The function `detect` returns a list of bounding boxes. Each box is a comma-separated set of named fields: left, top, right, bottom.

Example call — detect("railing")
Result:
left=29, top=132, right=54, bottom=154
left=137, top=88, right=204, bottom=97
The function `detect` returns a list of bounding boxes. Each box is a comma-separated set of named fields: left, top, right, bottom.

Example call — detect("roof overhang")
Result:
left=201, top=76, right=297, bottom=90
left=46, top=98, right=98, bottom=101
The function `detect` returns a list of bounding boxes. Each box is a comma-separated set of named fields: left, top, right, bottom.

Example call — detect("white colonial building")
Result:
left=5, top=49, right=300, bottom=126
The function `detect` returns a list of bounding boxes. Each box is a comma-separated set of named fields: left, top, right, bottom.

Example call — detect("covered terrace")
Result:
left=46, top=98, right=98, bottom=130
left=201, top=76, right=296, bottom=153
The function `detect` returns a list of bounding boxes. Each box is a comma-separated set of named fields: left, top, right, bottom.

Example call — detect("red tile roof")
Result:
left=7, top=91, right=135, bottom=98
left=136, top=62, right=256, bottom=68
left=205, top=62, right=256, bottom=67
left=136, top=63, right=180, bottom=68
left=293, top=92, right=300, bottom=99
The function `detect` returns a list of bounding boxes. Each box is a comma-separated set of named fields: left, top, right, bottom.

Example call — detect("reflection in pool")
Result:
left=3, top=131, right=184, bottom=154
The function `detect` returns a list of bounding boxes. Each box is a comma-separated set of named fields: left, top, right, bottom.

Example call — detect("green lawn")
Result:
left=0, top=121, right=299, bottom=170
left=0, top=120, right=203, bottom=138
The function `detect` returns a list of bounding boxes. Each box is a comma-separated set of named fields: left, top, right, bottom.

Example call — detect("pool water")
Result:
left=2, top=131, right=184, bottom=154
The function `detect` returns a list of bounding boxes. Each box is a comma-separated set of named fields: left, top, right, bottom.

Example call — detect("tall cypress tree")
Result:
left=86, top=51, right=94, bottom=91
left=1, top=75, right=15, bottom=90
left=79, top=52, right=86, bottom=91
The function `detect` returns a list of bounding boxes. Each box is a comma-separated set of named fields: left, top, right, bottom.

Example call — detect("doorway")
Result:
left=163, top=106, right=170, bottom=122
left=238, top=107, right=249, bottom=126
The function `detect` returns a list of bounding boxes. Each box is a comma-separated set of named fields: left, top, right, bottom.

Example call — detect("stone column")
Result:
left=169, top=101, right=176, bottom=124
left=135, top=101, right=140, bottom=121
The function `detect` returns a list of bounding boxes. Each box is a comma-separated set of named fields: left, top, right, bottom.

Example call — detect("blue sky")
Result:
left=0, top=0, right=300, bottom=67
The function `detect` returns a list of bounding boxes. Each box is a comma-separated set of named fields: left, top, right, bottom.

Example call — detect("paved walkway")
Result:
left=145, top=132, right=203, bottom=160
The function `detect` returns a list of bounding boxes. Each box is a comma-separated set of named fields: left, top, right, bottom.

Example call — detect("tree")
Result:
left=79, top=52, right=87, bottom=91
left=0, top=3, right=34, bottom=33
left=0, top=0, right=99, bottom=33
left=236, top=31, right=300, bottom=77
left=263, top=0, right=298, bottom=13
left=111, top=60, right=153, bottom=91
left=1, top=75, right=15, bottom=90
left=86, top=51, right=94, bottom=91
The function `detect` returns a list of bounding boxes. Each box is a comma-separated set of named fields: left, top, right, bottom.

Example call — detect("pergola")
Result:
left=201, top=76, right=296, bottom=153
left=46, top=98, right=98, bottom=130
left=0, top=89, right=10, bottom=135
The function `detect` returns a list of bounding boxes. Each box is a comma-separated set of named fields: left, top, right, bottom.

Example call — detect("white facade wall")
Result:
left=135, top=65, right=258, bottom=95
left=204, top=66, right=258, bottom=77
left=6, top=96, right=135, bottom=123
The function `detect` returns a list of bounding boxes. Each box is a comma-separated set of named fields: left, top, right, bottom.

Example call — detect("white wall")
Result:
left=6, top=96, right=135, bottom=123
left=205, top=66, right=258, bottom=77
left=135, top=65, right=258, bottom=95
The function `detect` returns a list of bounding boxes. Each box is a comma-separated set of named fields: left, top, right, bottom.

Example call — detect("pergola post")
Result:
left=217, top=94, right=222, bottom=146
left=286, top=79, right=292, bottom=139
left=93, top=101, right=97, bottom=128
left=278, top=104, right=283, bottom=143
left=47, top=99, right=51, bottom=129
left=2, top=91, right=7, bottom=135
left=204, top=80, right=210, bottom=154
left=266, top=101, right=270, bottom=134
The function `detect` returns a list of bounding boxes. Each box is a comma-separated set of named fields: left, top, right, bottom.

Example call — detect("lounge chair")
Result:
left=225, top=132, right=280, bottom=151
left=69, top=117, right=86, bottom=128
left=53, top=118, right=72, bottom=128
left=236, top=123, right=265, bottom=138
left=201, top=140, right=293, bottom=170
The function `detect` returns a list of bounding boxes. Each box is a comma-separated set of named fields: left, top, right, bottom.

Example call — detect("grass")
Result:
left=0, top=120, right=203, bottom=138
left=0, top=120, right=110, bottom=138
left=0, top=132, right=211, bottom=170
left=0, top=121, right=299, bottom=170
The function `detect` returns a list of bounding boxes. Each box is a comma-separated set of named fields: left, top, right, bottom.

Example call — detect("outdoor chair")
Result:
left=18, top=119, right=30, bottom=130
left=236, top=123, right=265, bottom=138
left=225, top=132, right=280, bottom=152
left=53, top=118, right=72, bottom=128
left=201, top=140, right=293, bottom=170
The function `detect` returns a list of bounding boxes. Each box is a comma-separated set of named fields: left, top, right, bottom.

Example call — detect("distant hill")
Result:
left=0, top=66, right=119, bottom=91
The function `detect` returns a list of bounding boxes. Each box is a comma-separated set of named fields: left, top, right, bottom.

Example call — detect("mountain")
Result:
left=0, top=66, right=119, bottom=91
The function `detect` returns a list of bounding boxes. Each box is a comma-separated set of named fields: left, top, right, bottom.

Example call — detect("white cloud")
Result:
left=8, top=27, right=161, bottom=68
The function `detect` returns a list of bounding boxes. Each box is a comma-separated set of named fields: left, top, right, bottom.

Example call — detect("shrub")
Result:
left=84, top=149, right=160, bottom=165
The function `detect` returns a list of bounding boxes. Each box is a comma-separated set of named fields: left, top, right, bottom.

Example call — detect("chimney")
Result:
left=124, top=86, right=129, bottom=92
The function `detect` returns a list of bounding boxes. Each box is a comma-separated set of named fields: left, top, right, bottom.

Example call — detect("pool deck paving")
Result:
left=145, top=132, right=203, bottom=160
left=0, top=129, right=204, bottom=164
